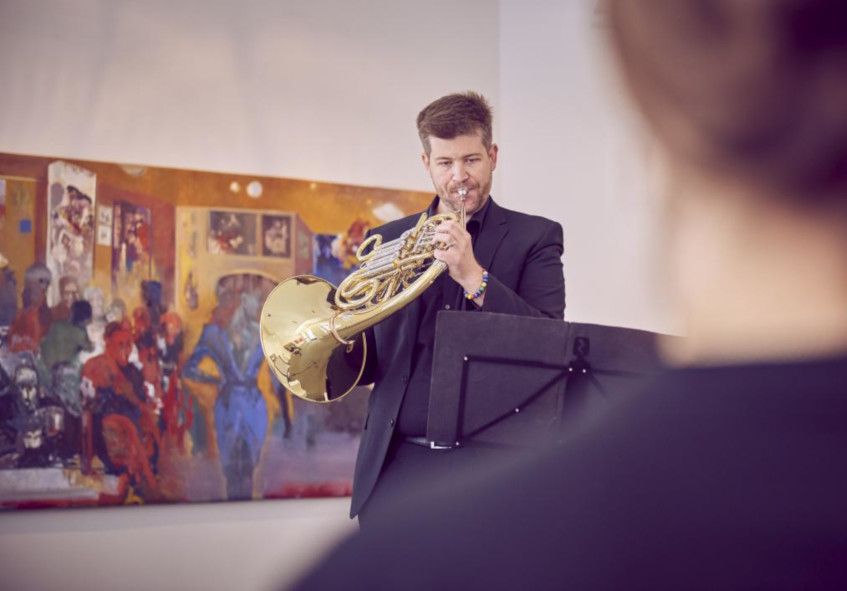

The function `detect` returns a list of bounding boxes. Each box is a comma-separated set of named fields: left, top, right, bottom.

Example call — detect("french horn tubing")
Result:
left=260, top=188, right=468, bottom=402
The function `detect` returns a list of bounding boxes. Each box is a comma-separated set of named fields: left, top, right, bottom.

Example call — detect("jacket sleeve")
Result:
left=357, top=327, right=378, bottom=387
left=480, top=221, right=565, bottom=319
left=332, top=227, right=380, bottom=388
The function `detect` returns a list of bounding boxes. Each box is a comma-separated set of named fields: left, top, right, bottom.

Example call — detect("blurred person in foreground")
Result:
left=292, top=0, right=847, bottom=588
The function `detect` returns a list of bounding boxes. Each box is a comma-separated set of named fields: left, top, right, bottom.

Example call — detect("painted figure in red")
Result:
left=102, top=414, right=160, bottom=499
left=159, top=311, right=191, bottom=450
left=8, top=264, right=53, bottom=353
left=81, top=322, right=160, bottom=477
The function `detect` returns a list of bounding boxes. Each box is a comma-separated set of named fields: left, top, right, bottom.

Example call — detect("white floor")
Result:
left=0, top=496, right=355, bottom=591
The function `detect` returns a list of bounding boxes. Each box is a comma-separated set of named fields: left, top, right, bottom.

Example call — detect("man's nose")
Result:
left=451, top=162, right=468, bottom=182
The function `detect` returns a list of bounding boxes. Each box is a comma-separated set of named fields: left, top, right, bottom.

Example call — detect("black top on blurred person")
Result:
left=293, top=1, right=847, bottom=589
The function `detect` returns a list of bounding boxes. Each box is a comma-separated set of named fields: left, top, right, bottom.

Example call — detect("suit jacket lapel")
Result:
left=474, top=198, right=508, bottom=271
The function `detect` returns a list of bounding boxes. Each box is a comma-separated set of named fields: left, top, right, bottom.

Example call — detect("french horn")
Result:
left=260, top=189, right=467, bottom=403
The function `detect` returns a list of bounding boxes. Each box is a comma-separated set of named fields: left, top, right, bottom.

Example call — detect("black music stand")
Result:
left=425, top=311, right=669, bottom=449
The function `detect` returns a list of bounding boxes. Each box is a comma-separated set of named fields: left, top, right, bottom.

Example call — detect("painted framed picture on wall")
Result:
left=207, top=210, right=257, bottom=256
left=112, top=201, right=153, bottom=281
left=261, top=214, right=291, bottom=258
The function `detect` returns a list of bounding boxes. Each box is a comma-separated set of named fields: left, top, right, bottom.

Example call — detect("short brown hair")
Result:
left=605, top=0, right=847, bottom=206
left=417, top=92, right=493, bottom=154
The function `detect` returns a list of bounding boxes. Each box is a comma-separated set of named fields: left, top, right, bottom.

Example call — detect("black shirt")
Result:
left=395, top=196, right=490, bottom=437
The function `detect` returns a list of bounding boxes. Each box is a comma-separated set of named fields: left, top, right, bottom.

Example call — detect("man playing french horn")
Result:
left=349, top=91, right=566, bottom=522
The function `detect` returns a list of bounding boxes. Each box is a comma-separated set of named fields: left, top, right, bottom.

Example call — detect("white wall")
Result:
left=498, top=0, right=676, bottom=333
left=0, top=0, right=675, bottom=589
left=0, top=0, right=499, bottom=191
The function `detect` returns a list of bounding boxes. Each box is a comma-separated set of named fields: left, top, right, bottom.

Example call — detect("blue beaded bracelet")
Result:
left=465, top=270, right=489, bottom=300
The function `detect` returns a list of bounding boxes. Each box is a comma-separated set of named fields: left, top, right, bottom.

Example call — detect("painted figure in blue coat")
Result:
left=183, top=286, right=268, bottom=500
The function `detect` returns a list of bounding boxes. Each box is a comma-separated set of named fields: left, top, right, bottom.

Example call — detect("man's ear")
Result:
left=489, top=144, right=499, bottom=171
left=421, top=152, right=430, bottom=170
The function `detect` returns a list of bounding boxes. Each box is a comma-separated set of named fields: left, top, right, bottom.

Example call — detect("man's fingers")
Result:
left=434, top=222, right=467, bottom=246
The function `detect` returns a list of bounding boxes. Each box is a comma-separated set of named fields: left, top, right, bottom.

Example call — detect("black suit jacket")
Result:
left=348, top=197, right=565, bottom=517
left=298, top=356, right=847, bottom=590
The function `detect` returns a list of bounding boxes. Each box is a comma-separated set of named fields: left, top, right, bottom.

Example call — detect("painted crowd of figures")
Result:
left=0, top=259, right=297, bottom=504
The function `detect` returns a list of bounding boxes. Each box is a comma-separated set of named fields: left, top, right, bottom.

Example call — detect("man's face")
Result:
left=61, top=281, right=80, bottom=307
left=23, top=429, right=43, bottom=450
left=106, top=329, right=133, bottom=367
left=16, top=368, right=38, bottom=408
left=29, top=270, right=51, bottom=295
left=20, top=384, right=38, bottom=408
left=88, top=289, right=104, bottom=318
left=71, top=193, right=88, bottom=214
left=54, top=366, right=77, bottom=400
left=422, top=131, right=498, bottom=218
left=162, top=314, right=182, bottom=344
left=106, top=303, right=124, bottom=324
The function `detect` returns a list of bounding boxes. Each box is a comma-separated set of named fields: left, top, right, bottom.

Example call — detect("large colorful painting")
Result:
left=0, top=152, right=430, bottom=509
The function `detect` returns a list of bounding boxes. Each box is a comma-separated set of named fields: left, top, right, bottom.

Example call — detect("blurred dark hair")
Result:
left=417, top=92, right=493, bottom=155
left=605, top=0, right=847, bottom=205
left=103, top=321, right=127, bottom=341
left=70, top=300, right=92, bottom=326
